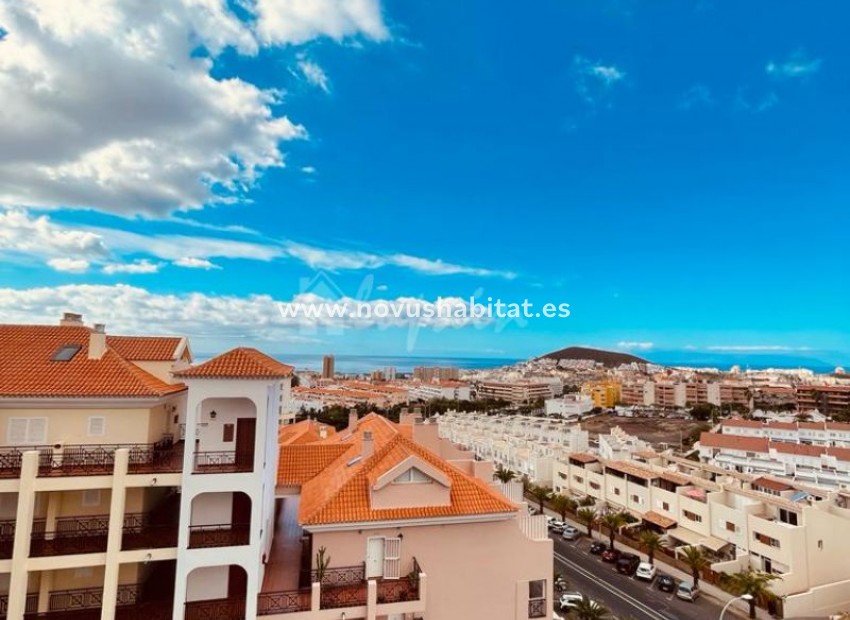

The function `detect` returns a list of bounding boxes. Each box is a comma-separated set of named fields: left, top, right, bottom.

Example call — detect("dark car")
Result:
left=600, top=548, right=621, bottom=563
left=615, top=553, right=640, bottom=575
left=656, top=574, right=676, bottom=593
left=589, top=541, right=606, bottom=555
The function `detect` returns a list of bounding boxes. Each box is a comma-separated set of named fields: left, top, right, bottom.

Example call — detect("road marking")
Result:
left=554, top=551, right=678, bottom=620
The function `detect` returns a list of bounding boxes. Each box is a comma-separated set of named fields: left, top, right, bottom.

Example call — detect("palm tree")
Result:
left=529, top=484, right=552, bottom=514
left=576, top=507, right=597, bottom=538
left=638, top=530, right=668, bottom=566
left=550, top=494, right=575, bottom=521
left=573, top=596, right=610, bottom=620
left=721, top=569, right=781, bottom=619
left=493, top=465, right=516, bottom=483
left=680, top=545, right=707, bottom=588
left=600, top=510, right=629, bottom=550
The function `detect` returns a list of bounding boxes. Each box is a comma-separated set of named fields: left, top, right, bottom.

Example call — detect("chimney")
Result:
left=348, top=409, right=359, bottom=432
left=362, top=431, right=374, bottom=459
left=318, top=425, right=328, bottom=439
left=60, top=312, right=84, bottom=327
left=88, top=323, right=106, bottom=360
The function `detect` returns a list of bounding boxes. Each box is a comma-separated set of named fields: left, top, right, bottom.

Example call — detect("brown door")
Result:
left=227, top=564, right=248, bottom=598
left=235, top=418, right=256, bottom=470
left=231, top=492, right=251, bottom=526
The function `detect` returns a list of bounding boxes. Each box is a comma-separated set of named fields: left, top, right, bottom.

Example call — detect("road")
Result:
left=552, top=532, right=729, bottom=620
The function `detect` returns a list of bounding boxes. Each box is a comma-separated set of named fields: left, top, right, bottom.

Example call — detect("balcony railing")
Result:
left=121, top=514, right=178, bottom=550
left=319, top=584, right=367, bottom=610
left=193, top=451, right=253, bottom=474
left=187, top=524, right=250, bottom=549
left=30, top=515, right=109, bottom=557
left=311, top=564, right=365, bottom=587
left=36, top=437, right=180, bottom=477
left=257, top=590, right=311, bottom=615
left=0, top=519, right=15, bottom=559
left=184, top=598, right=246, bottom=620
left=0, top=593, right=38, bottom=615
left=528, top=598, right=546, bottom=618
left=0, top=447, right=30, bottom=478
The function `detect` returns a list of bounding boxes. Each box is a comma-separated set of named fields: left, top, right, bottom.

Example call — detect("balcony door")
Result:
left=235, top=418, right=256, bottom=470
left=366, top=537, right=385, bottom=578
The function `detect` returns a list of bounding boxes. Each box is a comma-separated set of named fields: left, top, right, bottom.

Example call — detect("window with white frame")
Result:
left=7, top=418, right=47, bottom=445
left=393, top=468, right=432, bottom=484
left=87, top=416, right=106, bottom=437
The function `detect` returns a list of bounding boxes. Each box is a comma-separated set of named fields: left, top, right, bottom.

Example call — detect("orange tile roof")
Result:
left=642, top=511, right=676, bottom=529
left=700, top=432, right=770, bottom=452
left=295, top=413, right=517, bottom=526
left=278, top=444, right=351, bottom=485
left=279, top=419, right=337, bottom=446
left=568, top=452, right=599, bottom=464
left=721, top=419, right=764, bottom=429
left=106, top=336, right=184, bottom=361
left=605, top=461, right=658, bottom=481
left=752, top=477, right=793, bottom=492
left=174, top=347, right=293, bottom=379
left=659, top=471, right=691, bottom=485
left=0, top=325, right=186, bottom=399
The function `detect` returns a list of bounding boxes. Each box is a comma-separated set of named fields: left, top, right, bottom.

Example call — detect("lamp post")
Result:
left=719, top=593, right=753, bottom=620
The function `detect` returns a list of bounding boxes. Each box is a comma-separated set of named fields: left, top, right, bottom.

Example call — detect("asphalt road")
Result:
left=552, top=532, right=729, bottom=620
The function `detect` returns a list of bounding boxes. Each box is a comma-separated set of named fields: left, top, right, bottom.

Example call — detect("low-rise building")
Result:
left=544, top=394, right=593, bottom=419
left=408, top=381, right=472, bottom=401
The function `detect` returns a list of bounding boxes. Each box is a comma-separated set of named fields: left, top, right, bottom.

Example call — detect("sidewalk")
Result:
left=538, top=504, right=772, bottom=620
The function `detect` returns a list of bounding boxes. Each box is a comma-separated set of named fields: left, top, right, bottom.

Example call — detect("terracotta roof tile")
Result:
left=700, top=432, right=770, bottom=452
left=277, top=444, right=351, bottom=485
left=279, top=420, right=337, bottom=446
left=721, top=419, right=764, bottom=429
left=605, top=461, right=658, bottom=480
left=293, top=414, right=517, bottom=526
left=0, top=325, right=186, bottom=399
left=106, top=336, right=184, bottom=361
left=568, top=452, right=598, bottom=464
left=752, top=477, right=793, bottom=492
left=642, top=511, right=676, bottom=529
left=174, top=347, right=293, bottom=379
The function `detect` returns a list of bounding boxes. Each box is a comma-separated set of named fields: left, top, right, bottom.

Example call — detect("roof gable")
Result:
left=174, top=347, right=293, bottom=379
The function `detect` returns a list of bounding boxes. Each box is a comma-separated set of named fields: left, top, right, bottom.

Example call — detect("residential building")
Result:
left=581, top=381, right=621, bottom=408
left=796, top=385, right=850, bottom=416
left=477, top=381, right=554, bottom=404
left=413, top=367, right=460, bottom=382
left=718, top=418, right=850, bottom=447
left=544, top=395, right=593, bottom=420
left=321, top=355, right=334, bottom=380
left=685, top=381, right=720, bottom=407
left=408, top=381, right=472, bottom=402
left=272, top=412, right=553, bottom=620
left=620, top=382, right=654, bottom=407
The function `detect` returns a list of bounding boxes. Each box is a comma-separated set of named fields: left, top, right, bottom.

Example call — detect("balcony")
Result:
left=30, top=515, right=109, bottom=557
left=187, top=524, right=250, bottom=549
left=193, top=451, right=253, bottom=474
left=0, top=593, right=38, bottom=616
left=0, top=520, right=14, bottom=559
left=19, top=585, right=172, bottom=620
left=121, top=513, right=178, bottom=550
left=34, top=437, right=181, bottom=477
left=256, top=590, right=311, bottom=616
left=184, top=598, right=245, bottom=620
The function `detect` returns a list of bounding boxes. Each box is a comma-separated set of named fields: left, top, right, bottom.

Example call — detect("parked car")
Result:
left=676, top=582, right=700, bottom=602
left=550, top=520, right=566, bottom=532
left=589, top=541, right=607, bottom=555
left=656, top=574, right=676, bottom=593
left=562, top=526, right=580, bottom=541
left=615, top=553, right=641, bottom=575
left=635, top=562, right=657, bottom=581
left=601, top=548, right=621, bottom=563
left=546, top=515, right=555, bottom=526
left=558, top=592, right=584, bottom=610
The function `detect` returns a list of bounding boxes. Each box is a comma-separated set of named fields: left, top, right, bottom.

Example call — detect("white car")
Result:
left=558, top=592, right=584, bottom=610
left=676, top=582, right=700, bottom=602
left=562, top=525, right=580, bottom=540
left=549, top=520, right=566, bottom=532
left=635, top=562, right=656, bottom=581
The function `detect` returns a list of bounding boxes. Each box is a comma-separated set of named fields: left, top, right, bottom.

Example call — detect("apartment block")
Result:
left=408, top=381, right=472, bottom=402
left=719, top=418, right=850, bottom=447
left=477, top=381, right=554, bottom=404
left=796, top=385, right=850, bottom=416
left=581, top=382, right=621, bottom=408
left=412, top=367, right=460, bottom=382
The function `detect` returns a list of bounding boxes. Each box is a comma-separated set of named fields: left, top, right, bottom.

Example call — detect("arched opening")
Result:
left=193, top=397, right=258, bottom=473
left=188, top=492, right=251, bottom=549
left=185, top=564, right=247, bottom=620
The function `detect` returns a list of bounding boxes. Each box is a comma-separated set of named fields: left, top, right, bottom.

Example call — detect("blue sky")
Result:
left=0, top=0, right=847, bottom=366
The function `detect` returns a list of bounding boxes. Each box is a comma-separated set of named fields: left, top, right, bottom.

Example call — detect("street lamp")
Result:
left=719, top=593, right=753, bottom=620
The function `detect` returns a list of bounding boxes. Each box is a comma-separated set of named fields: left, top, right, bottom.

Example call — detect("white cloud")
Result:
left=678, top=84, right=714, bottom=110
left=0, top=284, right=488, bottom=341
left=735, top=90, right=779, bottom=114
left=282, top=241, right=517, bottom=278
left=573, top=55, right=626, bottom=104
left=617, top=341, right=654, bottom=351
left=766, top=51, right=822, bottom=79
left=102, top=259, right=160, bottom=275
left=47, top=257, right=90, bottom=273
left=0, top=0, right=390, bottom=217
left=0, top=208, right=108, bottom=258
left=301, top=166, right=317, bottom=174
left=173, top=257, right=222, bottom=270
left=705, top=345, right=812, bottom=352
left=295, top=57, right=331, bottom=93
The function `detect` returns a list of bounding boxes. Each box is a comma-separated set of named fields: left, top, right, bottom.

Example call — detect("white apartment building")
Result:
left=543, top=395, right=593, bottom=420
left=408, top=381, right=472, bottom=402
left=718, top=418, right=850, bottom=447
left=597, top=426, right=651, bottom=461
left=552, top=452, right=850, bottom=618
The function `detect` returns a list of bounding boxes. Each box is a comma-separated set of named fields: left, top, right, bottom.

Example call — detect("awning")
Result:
left=667, top=527, right=730, bottom=552
left=642, top=511, right=676, bottom=529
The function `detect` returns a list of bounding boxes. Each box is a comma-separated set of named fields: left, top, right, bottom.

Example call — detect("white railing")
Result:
left=496, top=480, right=524, bottom=503
left=518, top=514, right=549, bottom=541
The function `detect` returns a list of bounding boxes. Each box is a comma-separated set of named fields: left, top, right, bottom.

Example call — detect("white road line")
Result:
left=554, top=551, right=678, bottom=620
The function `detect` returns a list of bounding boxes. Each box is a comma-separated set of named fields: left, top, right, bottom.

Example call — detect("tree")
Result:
left=721, top=569, right=781, bottom=619
left=680, top=545, right=707, bottom=588
left=576, top=507, right=597, bottom=538
left=529, top=485, right=552, bottom=514
left=550, top=494, right=575, bottom=521
left=600, top=510, right=629, bottom=550
left=573, top=596, right=610, bottom=620
left=638, top=530, right=668, bottom=566
left=689, top=402, right=719, bottom=422
left=493, top=465, right=516, bottom=483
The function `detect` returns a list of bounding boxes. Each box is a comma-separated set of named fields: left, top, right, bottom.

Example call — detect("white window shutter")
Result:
left=8, top=419, right=27, bottom=444
left=87, top=417, right=106, bottom=437
left=383, top=537, right=401, bottom=579
left=27, top=418, right=47, bottom=444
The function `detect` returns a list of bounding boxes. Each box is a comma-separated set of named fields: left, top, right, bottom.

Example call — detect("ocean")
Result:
left=268, top=354, right=520, bottom=374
